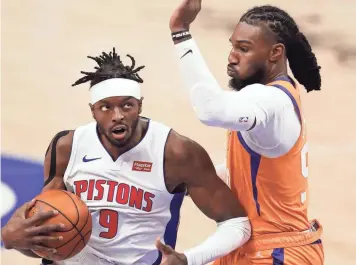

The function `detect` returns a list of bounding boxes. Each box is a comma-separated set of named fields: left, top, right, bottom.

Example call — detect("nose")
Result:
left=112, top=107, right=124, bottom=122
left=228, top=48, right=239, bottom=65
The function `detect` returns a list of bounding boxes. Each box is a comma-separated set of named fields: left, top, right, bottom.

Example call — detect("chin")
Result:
left=229, top=78, right=244, bottom=91
left=113, top=138, right=131, bottom=147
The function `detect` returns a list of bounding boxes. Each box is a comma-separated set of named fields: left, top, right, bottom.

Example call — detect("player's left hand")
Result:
left=169, top=0, right=202, bottom=33
left=155, top=238, right=188, bottom=265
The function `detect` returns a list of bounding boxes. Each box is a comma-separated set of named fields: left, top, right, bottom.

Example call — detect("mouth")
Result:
left=227, top=66, right=237, bottom=77
left=111, top=125, right=128, bottom=140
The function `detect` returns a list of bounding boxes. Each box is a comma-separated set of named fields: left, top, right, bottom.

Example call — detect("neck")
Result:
left=264, top=61, right=289, bottom=84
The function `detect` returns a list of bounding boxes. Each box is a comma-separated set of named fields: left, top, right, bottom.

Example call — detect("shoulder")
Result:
left=240, top=84, right=295, bottom=124
left=164, top=130, right=216, bottom=190
left=45, top=130, right=75, bottom=162
left=57, top=130, right=74, bottom=155
left=242, top=83, right=292, bottom=106
left=165, top=130, right=208, bottom=164
left=44, top=130, right=75, bottom=185
left=51, top=130, right=74, bottom=153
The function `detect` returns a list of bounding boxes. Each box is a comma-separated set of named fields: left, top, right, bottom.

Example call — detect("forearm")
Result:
left=183, top=217, right=251, bottom=265
left=1, top=230, right=39, bottom=258
left=173, top=37, right=256, bottom=131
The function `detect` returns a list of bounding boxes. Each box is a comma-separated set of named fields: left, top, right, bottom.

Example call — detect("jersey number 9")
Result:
left=99, top=209, right=119, bottom=239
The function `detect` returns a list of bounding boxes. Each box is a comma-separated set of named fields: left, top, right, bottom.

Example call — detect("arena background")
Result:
left=1, top=0, right=356, bottom=264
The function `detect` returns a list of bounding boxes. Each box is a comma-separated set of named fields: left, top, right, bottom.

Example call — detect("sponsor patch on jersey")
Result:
left=132, top=161, right=152, bottom=172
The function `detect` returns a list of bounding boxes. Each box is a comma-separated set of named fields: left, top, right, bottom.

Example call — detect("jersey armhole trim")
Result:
left=237, top=131, right=260, bottom=157
left=162, top=128, right=175, bottom=194
left=271, top=84, right=302, bottom=123
left=44, top=130, right=70, bottom=186
left=63, top=129, right=78, bottom=185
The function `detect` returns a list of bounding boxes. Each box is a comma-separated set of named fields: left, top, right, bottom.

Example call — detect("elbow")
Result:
left=194, top=106, right=222, bottom=127
left=238, top=218, right=252, bottom=248
left=245, top=220, right=252, bottom=239
left=198, top=116, right=216, bottom=127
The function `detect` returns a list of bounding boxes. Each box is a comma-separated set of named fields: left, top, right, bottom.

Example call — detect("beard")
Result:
left=97, top=116, right=140, bottom=148
left=228, top=67, right=266, bottom=91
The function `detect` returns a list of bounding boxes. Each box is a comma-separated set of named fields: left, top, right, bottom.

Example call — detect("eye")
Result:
left=240, top=47, right=249, bottom=53
left=100, top=105, right=110, bottom=111
left=123, top=103, right=133, bottom=109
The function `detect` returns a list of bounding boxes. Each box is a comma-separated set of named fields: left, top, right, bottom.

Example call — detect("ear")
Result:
left=89, top=103, right=95, bottom=119
left=269, top=43, right=285, bottom=63
left=138, top=97, right=144, bottom=114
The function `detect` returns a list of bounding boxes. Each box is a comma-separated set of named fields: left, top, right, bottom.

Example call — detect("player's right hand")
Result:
left=169, top=0, right=202, bottom=32
left=1, top=199, right=65, bottom=253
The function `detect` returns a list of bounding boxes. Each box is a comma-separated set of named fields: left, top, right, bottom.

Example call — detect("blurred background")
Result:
left=1, top=0, right=356, bottom=264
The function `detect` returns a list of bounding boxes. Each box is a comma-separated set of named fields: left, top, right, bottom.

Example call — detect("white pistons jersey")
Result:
left=60, top=119, right=185, bottom=265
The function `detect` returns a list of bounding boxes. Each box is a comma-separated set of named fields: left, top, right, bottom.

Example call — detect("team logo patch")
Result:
left=132, top=161, right=152, bottom=172
left=82, top=155, right=102, bottom=163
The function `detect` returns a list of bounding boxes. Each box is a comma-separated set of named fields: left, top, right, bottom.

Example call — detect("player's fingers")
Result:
left=30, top=235, right=64, bottom=246
left=22, top=199, right=38, bottom=218
left=31, top=245, right=58, bottom=254
left=27, top=210, right=58, bottom=226
left=26, top=223, right=66, bottom=236
left=15, top=200, right=36, bottom=218
left=155, top=238, right=173, bottom=254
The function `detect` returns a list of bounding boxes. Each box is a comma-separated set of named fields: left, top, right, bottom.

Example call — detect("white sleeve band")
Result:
left=174, top=38, right=258, bottom=131
left=183, top=217, right=251, bottom=265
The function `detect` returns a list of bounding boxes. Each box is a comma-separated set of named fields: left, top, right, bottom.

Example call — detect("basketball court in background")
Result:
left=1, top=1, right=356, bottom=265
left=1, top=156, right=44, bottom=247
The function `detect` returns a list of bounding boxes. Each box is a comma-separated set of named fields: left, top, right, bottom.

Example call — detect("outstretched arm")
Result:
left=169, top=0, right=283, bottom=132
left=174, top=39, right=261, bottom=131
left=161, top=131, right=251, bottom=265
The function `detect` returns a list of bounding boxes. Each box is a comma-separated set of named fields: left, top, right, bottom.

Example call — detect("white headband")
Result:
left=90, top=78, right=141, bottom=104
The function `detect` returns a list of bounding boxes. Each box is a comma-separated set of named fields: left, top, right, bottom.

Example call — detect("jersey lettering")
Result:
left=74, top=179, right=155, bottom=212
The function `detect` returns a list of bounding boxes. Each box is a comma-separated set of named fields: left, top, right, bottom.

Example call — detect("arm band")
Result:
left=184, top=217, right=251, bottom=265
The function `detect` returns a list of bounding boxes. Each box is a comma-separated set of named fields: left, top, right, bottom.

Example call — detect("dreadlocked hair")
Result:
left=72, top=47, right=145, bottom=88
left=240, top=5, right=321, bottom=92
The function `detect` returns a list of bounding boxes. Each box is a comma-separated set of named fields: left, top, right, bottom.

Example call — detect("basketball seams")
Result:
left=39, top=192, right=91, bottom=251
left=78, top=203, right=91, bottom=235
left=32, top=191, right=92, bottom=260
left=35, top=200, right=85, bottom=243
left=37, top=197, right=90, bottom=250
left=59, top=190, right=92, bottom=242
left=33, top=201, right=75, bottom=233
left=59, top=190, right=80, bottom=226
left=62, top=230, right=92, bottom=259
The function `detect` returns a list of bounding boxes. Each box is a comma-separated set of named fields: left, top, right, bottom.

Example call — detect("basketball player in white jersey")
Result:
left=1, top=48, right=251, bottom=265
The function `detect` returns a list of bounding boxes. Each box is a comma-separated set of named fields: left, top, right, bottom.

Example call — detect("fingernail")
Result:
left=60, top=224, right=65, bottom=228
left=58, top=236, right=63, bottom=240
left=53, top=210, right=59, bottom=215
left=53, top=249, right=57, bottom=253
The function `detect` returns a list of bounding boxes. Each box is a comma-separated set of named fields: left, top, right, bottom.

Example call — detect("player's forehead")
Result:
left=96, top=96, right=136, bottom=105
left=230, top=22, right=269, bottom=46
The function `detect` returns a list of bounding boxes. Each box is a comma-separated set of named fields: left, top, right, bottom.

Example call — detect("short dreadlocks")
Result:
left=72, top=48, right=145, bottom=88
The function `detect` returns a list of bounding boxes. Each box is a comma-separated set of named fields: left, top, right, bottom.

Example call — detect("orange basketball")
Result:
left=26, top=190, right=92, bottom=261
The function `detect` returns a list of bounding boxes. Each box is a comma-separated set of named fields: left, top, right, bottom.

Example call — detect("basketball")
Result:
left=26, top=190, right=92, bottom=261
